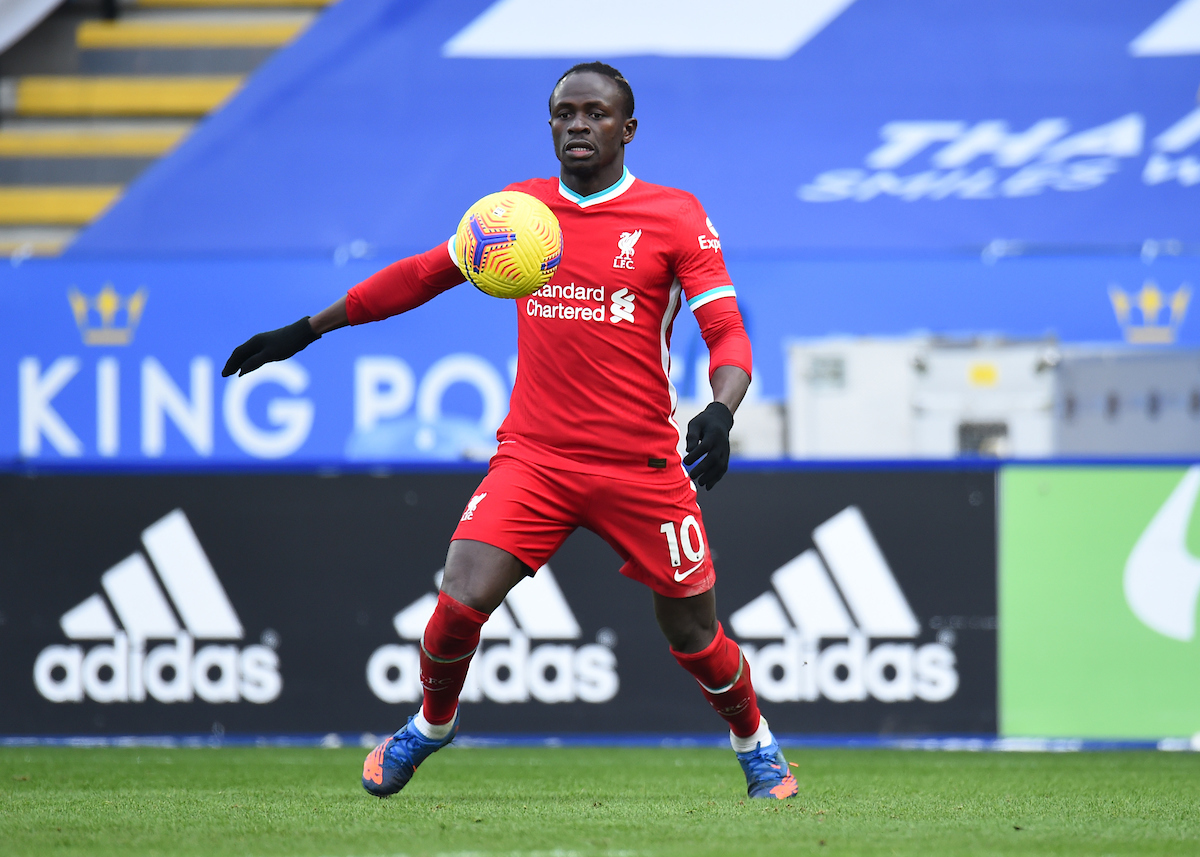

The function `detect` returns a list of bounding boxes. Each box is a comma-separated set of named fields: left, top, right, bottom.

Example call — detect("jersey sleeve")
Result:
left=345, top=240, right=466, bottom=325
left=672, top=196, right=752, bottom=379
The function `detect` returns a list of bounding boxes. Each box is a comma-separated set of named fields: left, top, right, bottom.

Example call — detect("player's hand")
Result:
left=684, top=402, right=734, bottom=490
left=221, top=317, right=320, bottom=377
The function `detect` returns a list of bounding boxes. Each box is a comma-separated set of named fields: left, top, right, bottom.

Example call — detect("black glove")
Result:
left=683, top=402, right=734, bottom=490
left=221, top=317, right=320, bottom=377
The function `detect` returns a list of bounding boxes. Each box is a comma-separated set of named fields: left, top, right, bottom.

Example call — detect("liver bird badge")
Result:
left=617, top=229, right=642, bottom=260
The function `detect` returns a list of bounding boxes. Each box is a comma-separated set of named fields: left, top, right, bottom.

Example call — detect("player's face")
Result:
left=549, top=73, right=637, bottom=184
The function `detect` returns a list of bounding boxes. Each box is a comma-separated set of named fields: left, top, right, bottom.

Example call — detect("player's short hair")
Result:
left=550, top=62, right=635, bottom=119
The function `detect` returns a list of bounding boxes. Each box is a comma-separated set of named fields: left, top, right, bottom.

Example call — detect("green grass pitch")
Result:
left=3, top=745, right=1199, bottom=856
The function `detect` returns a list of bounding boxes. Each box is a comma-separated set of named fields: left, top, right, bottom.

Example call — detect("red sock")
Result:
left=419, top=591, right=488, bottom=725
left=671, top=622, right=762, bottom=738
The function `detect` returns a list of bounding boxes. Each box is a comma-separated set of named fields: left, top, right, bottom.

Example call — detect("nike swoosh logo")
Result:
left=1124, top=466, right=1200, bottom=641
left=674, top=561, right=704, bottom=583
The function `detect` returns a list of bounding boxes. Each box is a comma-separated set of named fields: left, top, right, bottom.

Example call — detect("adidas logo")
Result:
left=367, top=566, right=617, bottom=705
left=33, top=509, right=281, bottom=705
left=729, top=506, right=958, bottom=704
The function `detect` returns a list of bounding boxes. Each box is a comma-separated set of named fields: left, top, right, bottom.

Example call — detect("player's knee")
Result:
left=442, top=539, right=530, bottom=614
left=656, top=604, right=719, bottom=653
left=662, top=622, right=718, bottom=654
left=653, top=590, right=718, bottom=653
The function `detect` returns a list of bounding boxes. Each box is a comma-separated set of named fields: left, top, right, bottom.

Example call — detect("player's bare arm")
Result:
left=310, top=296, right=350, bottom=334
left=711, top=364, right=750, bottom=415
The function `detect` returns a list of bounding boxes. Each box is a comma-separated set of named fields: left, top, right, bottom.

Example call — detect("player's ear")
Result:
left=623, top=117, right=637, bottom=145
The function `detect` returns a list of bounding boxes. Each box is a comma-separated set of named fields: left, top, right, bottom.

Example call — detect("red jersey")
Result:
left=346, top=170, right=752, bottom=480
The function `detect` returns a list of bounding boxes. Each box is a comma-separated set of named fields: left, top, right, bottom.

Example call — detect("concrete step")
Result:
left=0, top=119, right=190, bottom=156
left=0, top=226, right=77, bottom=257
left=0, top=185, right=121, bottom=224
left=77, top=47, right=274, bottom=75
left=0, top=9, right=285, bottom=74
left=0, top=158, right=154, bottom=183
left=2, top=74, right=242, bottom=116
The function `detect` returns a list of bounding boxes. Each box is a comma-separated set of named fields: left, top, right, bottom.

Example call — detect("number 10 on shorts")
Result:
left=659, top=516, right=705, bottom=567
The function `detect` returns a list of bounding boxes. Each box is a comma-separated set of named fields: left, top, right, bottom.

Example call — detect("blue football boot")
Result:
left=735, top=739, right=798, bottom=800
left=362, top=713, right=458, bottom=798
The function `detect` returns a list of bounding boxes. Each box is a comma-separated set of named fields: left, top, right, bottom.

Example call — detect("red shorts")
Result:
left=451, top=453, right=716, bottom=598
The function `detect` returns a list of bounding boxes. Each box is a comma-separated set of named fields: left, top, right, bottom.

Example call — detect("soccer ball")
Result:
left=453, top=191, right=563, bottom=299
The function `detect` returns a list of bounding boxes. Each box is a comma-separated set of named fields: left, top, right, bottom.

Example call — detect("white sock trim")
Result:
left=730, top=716, right=773, bottom=754
left=414, top=707, right=455, bottom=741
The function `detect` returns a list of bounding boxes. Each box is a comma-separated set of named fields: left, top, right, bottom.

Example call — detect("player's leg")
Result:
left=363, top=541, right=529, bottom=798
left=653, top=588, right=759, bottom=737
left=654, top=588, right=760, bottom=737
left=587, top=472, right=797, bottom=800
left=654, top=589, right=797, bottom=799
left=414, top=539, right=530, bottom=736
left=363, top=458, right=577, bottom=797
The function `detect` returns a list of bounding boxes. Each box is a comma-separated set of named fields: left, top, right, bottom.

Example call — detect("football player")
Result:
left=224, top=62, right=797, bottom=802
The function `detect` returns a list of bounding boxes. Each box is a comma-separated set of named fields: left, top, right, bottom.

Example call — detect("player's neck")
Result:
left=559, top=159, right=626, bottom=199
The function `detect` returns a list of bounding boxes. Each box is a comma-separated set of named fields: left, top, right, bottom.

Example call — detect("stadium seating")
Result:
left=0, top=0, right=331, bottom=257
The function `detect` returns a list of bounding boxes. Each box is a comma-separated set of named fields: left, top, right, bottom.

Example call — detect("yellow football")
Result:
left=453, top=191, right=563, bottom=299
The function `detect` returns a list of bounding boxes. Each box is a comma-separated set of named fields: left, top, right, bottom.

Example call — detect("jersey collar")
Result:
left=557, top=166, right=635, bottom=209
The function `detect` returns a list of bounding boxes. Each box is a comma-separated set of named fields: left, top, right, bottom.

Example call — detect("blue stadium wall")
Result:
left=4, top=0, right=1199, bottom=467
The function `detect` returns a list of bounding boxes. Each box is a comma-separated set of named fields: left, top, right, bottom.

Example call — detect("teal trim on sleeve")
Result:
left=687, top=285, right=737, bottom=310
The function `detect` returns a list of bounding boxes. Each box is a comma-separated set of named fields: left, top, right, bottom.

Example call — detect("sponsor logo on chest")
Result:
left=527, top=282, right=637, bottom=325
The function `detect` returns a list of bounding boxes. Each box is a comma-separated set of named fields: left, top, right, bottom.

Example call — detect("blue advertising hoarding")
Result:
left=2, top=252, right=1196, bottom=466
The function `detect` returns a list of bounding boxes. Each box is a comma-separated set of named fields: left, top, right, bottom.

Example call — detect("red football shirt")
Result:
left=346, top=170, right=752, bottom=480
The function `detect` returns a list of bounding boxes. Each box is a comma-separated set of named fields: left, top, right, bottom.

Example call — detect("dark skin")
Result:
left=243, top=72, right=750, bottom=655
left=549, top=71, right=637, bottom=197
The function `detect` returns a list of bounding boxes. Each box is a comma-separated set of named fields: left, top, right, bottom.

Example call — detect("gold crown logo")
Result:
left=67, top=284, right=147, bottom=346
left=1108, top=281, right=1190, bottom=345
